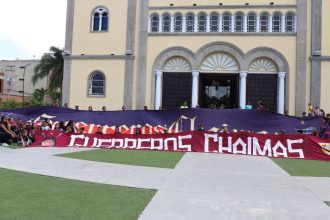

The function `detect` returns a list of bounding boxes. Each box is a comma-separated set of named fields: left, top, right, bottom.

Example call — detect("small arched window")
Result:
left=89, top=72, right=105, bottom=96
left=260, top=12, right=269, bottom=32
left=174, top=13, right=183, bottom=32
left=210, top=12, right=219, bottom=32
left=150, top=14, right=159, bottom=32
left=286, top=12, right=295, bottom=32
left=186, top=13, right=195, bottom=32
left=272, top=12, right=282, bottom=32
left=162, top=13, right=171, bottom=32
left=198, top=13, right=207, bottom=32
left=235, top=12, right=244, bottom=32
left=222, top=12, right=231, bottom=32
left=92, top=7, right=108, bottom=31
left=247, top=12, right=256, bottom=32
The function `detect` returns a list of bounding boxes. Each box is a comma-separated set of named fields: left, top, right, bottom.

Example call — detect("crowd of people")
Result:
left=0, top=103, right=329, bottom=147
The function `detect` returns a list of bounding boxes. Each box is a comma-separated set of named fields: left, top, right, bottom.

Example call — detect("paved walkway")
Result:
left=0, top=147, right=171, bottom=190
left=1, top=146, right=330, bottom=219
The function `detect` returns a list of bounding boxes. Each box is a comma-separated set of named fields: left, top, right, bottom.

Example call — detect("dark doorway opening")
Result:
left=246, top=74, right=278, bottom=112
left=162, top=72, right=192, bottom=110
left=199, top=74, right=239, bottom=109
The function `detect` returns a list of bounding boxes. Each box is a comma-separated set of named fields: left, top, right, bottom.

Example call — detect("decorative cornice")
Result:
left=149, top=32, right=296, bottom=37
left=64, top=55, right=135, bottom=60
left=149, top=4, right=297, bottom=11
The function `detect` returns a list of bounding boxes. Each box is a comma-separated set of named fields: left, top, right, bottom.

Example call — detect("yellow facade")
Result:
left=63, top=0, right=330, bottom=115
left=71, top=0, right=128, bottom=55
left=69, top=60, right=125, bottom=110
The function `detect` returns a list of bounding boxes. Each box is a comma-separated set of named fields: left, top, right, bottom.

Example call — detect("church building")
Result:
left=62, top=0, right=330, bottom=115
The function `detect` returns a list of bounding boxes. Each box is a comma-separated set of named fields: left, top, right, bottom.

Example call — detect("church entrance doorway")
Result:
left=199, top=74, right=239, bottom=109
left=162, top=72, right=192, bottom=110
left=246, top=74, right=278, bottom=112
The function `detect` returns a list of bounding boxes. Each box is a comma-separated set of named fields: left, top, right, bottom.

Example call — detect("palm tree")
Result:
left=32, top=46, right=64, bottom=101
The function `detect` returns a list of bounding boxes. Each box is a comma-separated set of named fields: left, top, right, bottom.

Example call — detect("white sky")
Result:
left=0, top=0, right=67, bottom=60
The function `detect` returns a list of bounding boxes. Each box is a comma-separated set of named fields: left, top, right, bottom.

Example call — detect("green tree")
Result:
left=32, top=46, right=64, bottom=101
left=29, top=88, right=49, bottom=106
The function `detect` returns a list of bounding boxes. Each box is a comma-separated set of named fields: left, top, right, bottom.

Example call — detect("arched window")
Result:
left=272, top=12, right=282, bottom=32
left=222, top=12, right=231, bottom=32
left=210, top=12, right=219, bottom=32
left=89, top=72, right=105, bottom=96
left=174, top=13, right=183, bottom=32
left=260, top=12, right=269, bottom=32
left=235, top=12, right=244, bottom=32
left=92, top=8, right=109, bottom=31
left=247, top=12, right=256, bottom=32
left=198, top=13, right=207, bottom=32
left=150, top=14, right=159, bottom=32
left=162, top=13, right=171, bottom=32
left=186, top=13, right=195, bottom=32
left=286, top=12, right=295, bottom=32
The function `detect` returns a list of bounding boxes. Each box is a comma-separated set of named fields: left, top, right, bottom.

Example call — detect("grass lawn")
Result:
left=0, top=168, right=155, bottom=220
left=58, top=149, right=184, bottom=169
left=271, top=158, right=330, bottom=177
left=2, top=143, right=24, bottom=149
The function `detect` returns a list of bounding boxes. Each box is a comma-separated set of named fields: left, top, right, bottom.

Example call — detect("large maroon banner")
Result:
left=31, top=130, right=330, bottom=161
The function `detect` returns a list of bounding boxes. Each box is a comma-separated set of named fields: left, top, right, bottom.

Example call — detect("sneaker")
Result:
left=2, top=143, right=9, bottom=147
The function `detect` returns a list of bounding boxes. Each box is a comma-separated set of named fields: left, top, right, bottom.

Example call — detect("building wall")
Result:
left=145, top=1, right=298, bottom=114
left=146, top=36, right=297, bottom=113
left=0, top=60, right=48, bottom=105
left=321, top=62, right=330, bottom=112
left=64, top=0, right=330, bottom=114
left=320, top=0, right=330, bottom=112
left=69, top=59, right=126, bottom=110
left=71, top=0, right=128, bottom=55
left=322, top=0, right=330, bottom=55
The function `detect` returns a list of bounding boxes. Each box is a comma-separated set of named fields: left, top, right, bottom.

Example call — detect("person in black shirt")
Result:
left=114, top=126, right=121, bottom=134
left=95, top=126, right=104, bottom=135
left=0, top=117, right=15, bottom=145
left=135, top=126, right=142, bottom=135
left=196, top=123, right=205, bottom=131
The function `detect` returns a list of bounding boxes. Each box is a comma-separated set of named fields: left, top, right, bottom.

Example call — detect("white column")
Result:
left=277, top=72, right=286, bottom=114
left=256, top=15, right=260, bottom=32
left=219, top=15, right=223, bottom=32
left=148, top=16, right=151, bottom=32
left=206, top=15, right=210, bottom=32
left=268, top=15, right=273, bottom=32
left=239, top=72, right=247, bottom=109
left=281, top=15, right=286, bottom=32
left=158, top=15, right=162, bottom=32
left=243, top=15, right=247, bottom=32
left=99, top=15, right=103, bottom=31
left=191, top=71, right=199, bottom=108
left=194, top=14, right=198, bottom=32
left=231, top=15, right=235, bottom=32
left=182, top=15, right=186, bottom=32
left=170, top=15, right=174, bottom=32
left=155, top=70, right=163, bottom=110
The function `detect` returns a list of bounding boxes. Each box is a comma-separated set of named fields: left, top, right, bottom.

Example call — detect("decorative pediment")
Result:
left=200, top=53, right=239, bottom=72
left=249, top=58, right=277, bottom=73
left=163, top=57, right=191, bottom=72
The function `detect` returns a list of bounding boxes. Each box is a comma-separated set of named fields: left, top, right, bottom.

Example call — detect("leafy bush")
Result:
left=1, top=98, right=21, bottom=110
left=28, top=88, right=49, bottom=106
